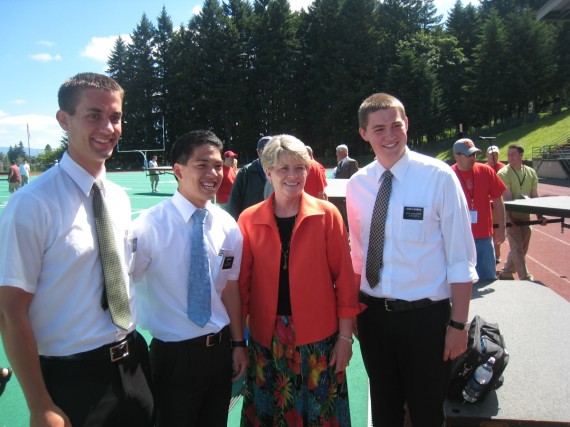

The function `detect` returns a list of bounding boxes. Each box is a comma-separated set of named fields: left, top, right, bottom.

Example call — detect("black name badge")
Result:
left=403, top=207, right=424, bottom=220
left=222, top=256, right=234, bottom=270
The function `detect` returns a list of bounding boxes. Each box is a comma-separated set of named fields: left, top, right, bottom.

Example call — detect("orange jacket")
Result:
left=238, top=192, right=359, bottom=348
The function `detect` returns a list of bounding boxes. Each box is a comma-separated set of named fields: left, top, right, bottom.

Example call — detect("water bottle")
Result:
left=462, top=357, right=496, bottom=403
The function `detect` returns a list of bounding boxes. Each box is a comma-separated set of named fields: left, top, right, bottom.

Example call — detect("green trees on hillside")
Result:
left=107, top=0, right=569, bottom=161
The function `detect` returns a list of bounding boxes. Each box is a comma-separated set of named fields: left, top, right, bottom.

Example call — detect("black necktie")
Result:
left=366, top=170, right=393, bottom=288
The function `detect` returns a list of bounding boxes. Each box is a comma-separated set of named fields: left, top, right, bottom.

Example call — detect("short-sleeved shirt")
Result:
left=347, top=148, right=477, bottom=301
left=0, top=152, right=135, bottom=356
left=132, top=192, right=243, bottom=342
left=498, top=164, right=539, bottom=221
left=217, top=164, right=237, bottom=204
left=452, top=163, right=506, bottom=239
left=304, top=159, right=328, bottom=198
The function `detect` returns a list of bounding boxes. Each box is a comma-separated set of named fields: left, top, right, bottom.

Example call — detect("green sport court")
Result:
left=0, top=170, right=370, bottom=426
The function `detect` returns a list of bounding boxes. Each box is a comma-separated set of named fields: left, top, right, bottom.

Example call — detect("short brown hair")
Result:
left=358, top=93, right=407, bottom=129
left=58, top=72, right=124, bottom=115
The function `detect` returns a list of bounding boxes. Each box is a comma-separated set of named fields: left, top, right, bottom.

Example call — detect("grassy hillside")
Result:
left=434, top=108, right=570, bottom=163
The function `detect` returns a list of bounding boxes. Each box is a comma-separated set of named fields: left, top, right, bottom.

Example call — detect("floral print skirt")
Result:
left=240, top=316, right=351, bottom=426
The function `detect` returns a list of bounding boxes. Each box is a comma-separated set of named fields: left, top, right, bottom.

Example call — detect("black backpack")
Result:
left=448, top=315, right=510, bottom=402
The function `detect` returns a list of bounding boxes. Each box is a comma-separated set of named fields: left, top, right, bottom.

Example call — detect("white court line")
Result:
left=368, top=381, right=373, bottom=426
left=532, top=226, right=570, bottom=246
left=527, top=252, right=570, bottom=281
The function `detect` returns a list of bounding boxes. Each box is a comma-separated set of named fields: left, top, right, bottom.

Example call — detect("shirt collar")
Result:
left=172, top=190, right=213, bottom=224
left=372, top=147, right=410, bottom=184
left=60, top=152, right=107, bottom=197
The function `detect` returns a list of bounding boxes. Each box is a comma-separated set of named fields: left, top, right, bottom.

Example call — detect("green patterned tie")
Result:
left=93, top=179, right=132, bottom=330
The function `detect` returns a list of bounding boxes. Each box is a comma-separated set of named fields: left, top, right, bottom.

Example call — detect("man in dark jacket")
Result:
left=333, top=144, right=359, bottom=179
left=228, top=136, right=271, bottom=220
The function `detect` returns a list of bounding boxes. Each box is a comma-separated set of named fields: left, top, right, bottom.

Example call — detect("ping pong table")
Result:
left=504, top=195, right=570, bottom=232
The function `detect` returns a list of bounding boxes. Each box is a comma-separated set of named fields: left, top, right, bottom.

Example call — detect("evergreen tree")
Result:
left=121, top=14, right=160, bottom=151
left=468, top=8, right=509, bottom=127
left=505, top=9, right=556, bottom=116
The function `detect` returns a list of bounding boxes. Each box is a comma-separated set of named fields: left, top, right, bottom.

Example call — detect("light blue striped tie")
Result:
left=187, top=209, right=211, bottom=327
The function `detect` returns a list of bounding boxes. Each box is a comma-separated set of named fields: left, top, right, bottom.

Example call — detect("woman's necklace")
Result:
left=277, top=215, right=297, bottom=270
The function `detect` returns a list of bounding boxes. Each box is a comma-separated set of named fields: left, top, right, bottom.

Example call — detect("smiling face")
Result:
left=359, top=107, right=408, bottom=169
left=174, top=143, right=223, bottom=208
left=267, top=153, right=308, bottom=202
left=56, top=88, right=122, bottom=177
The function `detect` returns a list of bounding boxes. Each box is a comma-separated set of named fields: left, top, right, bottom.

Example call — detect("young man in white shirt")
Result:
left=0, top=72, right=153, bottom=426
left=133, top=130, right=247, bottom=427
left=347, top=92, right=477, bottom=426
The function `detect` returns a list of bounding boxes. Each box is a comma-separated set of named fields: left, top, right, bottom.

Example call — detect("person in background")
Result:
left=452, top=139, right=506, bottom=281
left=8, top=160, right=21, bottom=193
left=497, top=144, right=545, bottom=281
left=133, top=130, right=247, bottom=426
left=148, top=155, right=160, bottom=193
left=238, top=135, right=359, bottom=426
left=347, top=92, right=477, bottom=426
left=228, top=136, right=271, bottom=220
left=332, top=144, right=359, bottom=179
left=0, top=367, right=12, bottom=397
left=486, top=145, right=507, bottom=264
left=486, top=145, right=505, bottom=174
left=0, top=72, right=154, bottom=426
left=19, top=159, right=31, bottom=186
left=304, top=145, right=328, bottom=200
left=217, top=150, right=238, bottom=210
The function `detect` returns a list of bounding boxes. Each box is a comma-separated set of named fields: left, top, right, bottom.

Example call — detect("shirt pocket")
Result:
left=397, top=206, right=429, bottom=242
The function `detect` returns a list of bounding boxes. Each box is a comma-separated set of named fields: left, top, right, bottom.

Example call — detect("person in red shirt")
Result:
left=217, top=150, right=238, bottom=210
left=452, top=139, right=507, bottom=280
left=304, top=145, right=328, bottom=199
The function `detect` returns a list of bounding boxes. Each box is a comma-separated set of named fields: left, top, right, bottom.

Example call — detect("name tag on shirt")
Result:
left=403, top=207, right=424, bottom=220
left=218, top=249, right=234, bottom=270
left=469, top=210, right=478, bottom=224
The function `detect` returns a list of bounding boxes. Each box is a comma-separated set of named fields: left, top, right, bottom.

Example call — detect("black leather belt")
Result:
left=41, top=331, right=136, bottom=363
left=156, top=326, right=229, bottom=348
left=359, top=292, right=447, bottom=312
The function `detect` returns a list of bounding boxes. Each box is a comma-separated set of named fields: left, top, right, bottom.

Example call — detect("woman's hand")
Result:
left=329, top=335, right=353, bottom=374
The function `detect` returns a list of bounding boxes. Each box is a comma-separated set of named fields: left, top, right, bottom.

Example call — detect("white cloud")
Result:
left=12, top=99, right=26, bottom=105
left=30, top=53, right=62, bottom=62
left=36, top=40, right=54, bottom=47
left=81, top=35, right=132, bottom=63
left=0, top=113, right=61, bottom=149
left=192, top=5, right=202, bottom=15
left=290, top=0, right=313, bottom=11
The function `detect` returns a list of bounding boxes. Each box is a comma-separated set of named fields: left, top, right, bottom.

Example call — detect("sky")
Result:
left=0, top=0, right=477, bottom=152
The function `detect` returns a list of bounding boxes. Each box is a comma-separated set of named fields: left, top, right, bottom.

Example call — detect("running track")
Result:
left=498, top=179, right=570, bottom=302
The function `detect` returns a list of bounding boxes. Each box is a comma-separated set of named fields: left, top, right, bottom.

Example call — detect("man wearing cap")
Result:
left=486, top=145, right=506, bottom=174
left=452, top=138, right=507, bottom=281
left=228, top=136, right=271, bottom=220
left=497, top=144, right=544, bottom=281
left=217, top=150, right=238, bottom=210
left=486, top=145, right=507, bottom=263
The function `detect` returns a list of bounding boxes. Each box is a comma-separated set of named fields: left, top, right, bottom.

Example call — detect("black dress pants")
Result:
left=150, top=327, right=233, bottom=427
left=357, top=297, right=451, bottom=427
left=40, top=331, right=154, bottom=427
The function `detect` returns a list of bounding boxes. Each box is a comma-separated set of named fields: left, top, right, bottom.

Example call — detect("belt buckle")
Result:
left=205, top=332, right=221, bottom=347
left=384, top=299, right=396, bottom=312
left=109, top=340, right=129, bottom=362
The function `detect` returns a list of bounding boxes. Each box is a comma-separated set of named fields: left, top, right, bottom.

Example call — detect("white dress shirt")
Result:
left=346, top=148, right=477, bottom=301
left=0, top=152, right=135, bottom=355
left=132, top=191, right=243, bottom=342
